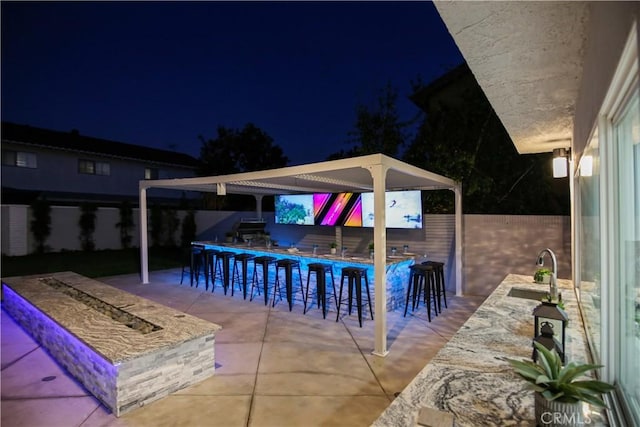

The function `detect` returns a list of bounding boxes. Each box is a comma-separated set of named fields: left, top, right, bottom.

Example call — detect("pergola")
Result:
left=139, top=153, right=462, bottom=356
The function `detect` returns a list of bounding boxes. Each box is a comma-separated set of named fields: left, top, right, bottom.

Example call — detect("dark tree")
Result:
left=163, top=208, right=179, bottom=247
left=181, top=209, right=197, bottom=248
left=198, top=123, right=289, bottom=210
left=199, top=123, right=289, bottom=175
left=149, top=204, right=164, bottom=248
left=116, top=200, right=134, bottom=249
left=331, top=83, right=416, bottom=159
left=78, top=202, right=98, bottom=251
left=30, top=197, right=51, bottom=253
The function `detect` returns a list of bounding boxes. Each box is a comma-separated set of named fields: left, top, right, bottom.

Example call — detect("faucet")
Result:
left=536, top=248, right=558, bottom=300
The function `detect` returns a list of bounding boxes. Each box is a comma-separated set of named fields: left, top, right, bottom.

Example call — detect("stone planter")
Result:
left=534, top=392, right=585, bottom=426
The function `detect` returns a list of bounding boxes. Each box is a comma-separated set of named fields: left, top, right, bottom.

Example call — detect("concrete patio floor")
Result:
left=1, top=269, right=484, bottom=427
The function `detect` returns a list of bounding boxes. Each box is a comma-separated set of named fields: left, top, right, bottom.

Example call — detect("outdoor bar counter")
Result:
left=193, top=241, right=415, bottom=311
left=373, top=274, right=603, bottom=426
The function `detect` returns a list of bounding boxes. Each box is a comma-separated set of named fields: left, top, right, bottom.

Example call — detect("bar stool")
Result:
left=404, top=264, right=437, bottom=321
left=214, top=251, right=235, bottom=295
left=304, top=263, right=337, bottom=319
left=422, top=261, right=447, bottom=313
left=335, top=266, right=373, bottom=327
left=202, top=248, right=221, bottom=291
left=231, top=253, right=255, bottom=299
left=272, top=258, right=305, bottom=311
left=250, top=256, right=277, bottom=305
left=188, top=244, right=207, bottom=288
left=181, top=246, right=199, bottom=285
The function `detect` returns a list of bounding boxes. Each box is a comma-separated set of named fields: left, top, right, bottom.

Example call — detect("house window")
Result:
left=145, top=167, right=159, bottom=180
left=79, top=159, right=110, bottom=176
left=2, top=150, right=37, bottom=168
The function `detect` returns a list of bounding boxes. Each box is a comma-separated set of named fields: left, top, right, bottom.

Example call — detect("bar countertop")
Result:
left=373, top=274, right=600, bottom=427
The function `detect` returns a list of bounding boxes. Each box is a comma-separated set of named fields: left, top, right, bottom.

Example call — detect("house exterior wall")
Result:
left=1, top=141, right=196, bottom=198
left=573, top=2, right=640, bottom=156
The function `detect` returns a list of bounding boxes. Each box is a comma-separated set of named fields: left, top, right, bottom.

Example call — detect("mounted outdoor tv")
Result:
left=274, top=194, right=314, bottom=225
left=313, top=192, right=362, bottom=227
left=360, top=190, right=423, bottom=229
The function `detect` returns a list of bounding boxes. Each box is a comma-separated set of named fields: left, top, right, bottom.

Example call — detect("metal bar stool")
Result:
left=203, top=248, right=221, bottom=291
left=422, top=261, right=447, bottom=312
left=273, top=258, right=305, bottom=311
left=214, top=251, right=235, bottom=295
left=188, top=244, right=207, bottom=288
left=250, top=256, right=277, bottom=305
left=231, top=253, right=255, bottom=299
left=181, top=246, right=201, bottom=286
left=335, top=266, right=373, bottom=327
left=304, top=262, right=337, bottom=319
left=404, top=264, right=437, bottom=321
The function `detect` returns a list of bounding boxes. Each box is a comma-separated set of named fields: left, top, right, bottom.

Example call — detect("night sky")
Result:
left=1, top=1, right=463, bottom=166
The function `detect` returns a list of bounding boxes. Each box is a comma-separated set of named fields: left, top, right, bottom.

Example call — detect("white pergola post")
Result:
left=454, top=185, right=463, bottom=296
left=368, top=163, right=389, bottom=357
left=139, top=186, right=150, bottom=284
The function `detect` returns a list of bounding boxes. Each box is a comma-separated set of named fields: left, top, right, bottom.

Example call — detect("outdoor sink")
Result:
left=507, top=287, right=549, bottom=301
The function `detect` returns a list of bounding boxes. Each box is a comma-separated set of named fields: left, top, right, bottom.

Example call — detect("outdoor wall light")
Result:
left=579, top=155, right=593, bottom=177
left=552, top=148, right=570, bottom=178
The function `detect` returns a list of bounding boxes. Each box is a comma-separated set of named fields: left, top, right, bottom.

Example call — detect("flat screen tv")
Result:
left=274, top=194, right=314, bottom=225
left=313, top=192, right=362, bottom=227
left=361, top=190, right=422, bottom=229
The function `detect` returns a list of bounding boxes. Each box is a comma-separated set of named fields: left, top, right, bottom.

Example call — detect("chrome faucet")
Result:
left=536, top=248, right=558, bottom=300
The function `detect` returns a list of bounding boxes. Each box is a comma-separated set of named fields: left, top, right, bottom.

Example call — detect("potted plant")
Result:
left=368, top=242, right=375, bottom=259
left=534, top=268, right=552, bottom=284
left=329, top=242, right=337, bottom=254
left=507, top=342, right=614, bottom=426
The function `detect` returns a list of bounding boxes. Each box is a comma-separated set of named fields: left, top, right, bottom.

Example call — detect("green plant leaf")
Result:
left=572, top=380, right=615, bottom=393
left=534, top=343, right=556, bottom=378
left=507, top=359, right=545, bottom=381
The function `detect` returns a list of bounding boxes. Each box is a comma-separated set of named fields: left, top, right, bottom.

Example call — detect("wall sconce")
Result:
left=552, top=148, right=570, bottom=178
left=579, top=155, right=593, bottom=177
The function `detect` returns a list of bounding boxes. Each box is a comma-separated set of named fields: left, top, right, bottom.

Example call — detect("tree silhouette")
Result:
left=199, top=123, right=289, bottom=175
left=329, top=83, right=417, bottom=159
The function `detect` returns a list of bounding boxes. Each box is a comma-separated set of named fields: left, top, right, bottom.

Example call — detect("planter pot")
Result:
left=535, top=274, right=551, bottom=284
left=534, top=392, right=585, bottom=426
left=330, top=248, right=337, bottom=255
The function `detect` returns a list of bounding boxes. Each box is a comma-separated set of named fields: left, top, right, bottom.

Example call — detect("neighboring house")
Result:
left=1, top=121, right=200, bottom=205
left=435, top=2, right=639, bottom=425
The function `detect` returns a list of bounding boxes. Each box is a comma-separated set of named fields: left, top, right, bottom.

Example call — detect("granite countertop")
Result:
left=373, top=273, right=596, bottom=427
left=2, top=271, right=222, bottom=363
left=195, top=241, right=416, bottom=265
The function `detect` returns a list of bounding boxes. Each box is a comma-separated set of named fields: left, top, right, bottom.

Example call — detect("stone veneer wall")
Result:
left=2, top=274, right=219, bottom=416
